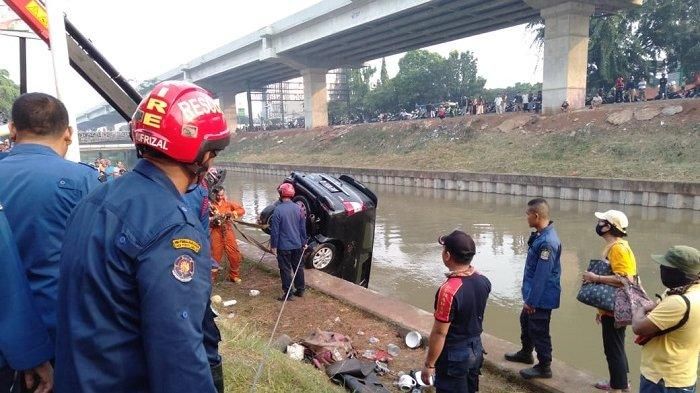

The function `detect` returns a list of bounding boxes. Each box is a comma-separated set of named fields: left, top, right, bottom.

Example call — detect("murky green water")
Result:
left=222, top=170, right=699, bottom=384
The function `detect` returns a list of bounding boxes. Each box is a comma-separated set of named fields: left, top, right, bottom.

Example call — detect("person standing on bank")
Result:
left=0, top=93, right=100, bottom=388
left=505, top=198, right=561, bottom=379
left=270, top=183, right=307, bottom=301
left=209, top=185, right=245, bottom=283
left=55, top=81, right=230, bottom=393
left=0, top=204, right=54, bottom=393
left=421, top=230, right=491, bottom=393
left=582, top=210, right=636, bottom=393
left=632, top=246, right=700, bottom=393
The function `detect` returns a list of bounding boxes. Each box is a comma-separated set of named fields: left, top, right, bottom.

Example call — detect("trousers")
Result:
left=435, top=337, right=484, bottom=393
left=519, top=308, right=552, bottom=365
left=601, top=315, right=629, bottom=389
left=640, top=375, right=696, bottom=393
left=210, top=224, right=241, bottom=280
left=276, top=248, right=304, bottom=294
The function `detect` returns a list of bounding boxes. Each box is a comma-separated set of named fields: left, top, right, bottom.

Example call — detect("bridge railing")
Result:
left=78, top=130, right=131, bottom=143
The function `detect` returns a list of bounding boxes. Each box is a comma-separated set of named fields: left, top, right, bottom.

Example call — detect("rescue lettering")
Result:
left=135, top=133, right=169, bottom=150
left=142, top=113, right=163, bottom=128
left=177, top=96, right=222, bottom=122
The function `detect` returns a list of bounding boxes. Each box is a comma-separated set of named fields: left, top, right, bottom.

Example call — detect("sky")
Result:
left=0, top=0, right=543, bottom=118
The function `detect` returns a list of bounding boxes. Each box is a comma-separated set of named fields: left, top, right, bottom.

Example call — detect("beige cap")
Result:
left=594, top=210, right=629, bottom=233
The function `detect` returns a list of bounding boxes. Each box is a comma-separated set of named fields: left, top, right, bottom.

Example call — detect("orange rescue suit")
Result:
left=210, top=198, right=245, bottom=281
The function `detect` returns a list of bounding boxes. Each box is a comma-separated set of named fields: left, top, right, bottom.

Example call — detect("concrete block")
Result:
left=496, top=182, right=509, bottom=194
left=445, top=180, right=456, bottom=190
left=469, top=181, right=480, bottom=192
left=666, top=194, right=685, bottom=209
left=526, top=185, right=541, bottom=196
left=559, top=187, right=577, bottom=200
left=434, top=179, right=445, bottom=189
left=598, top=190, right=613, bottom=203
left=457, top=180, right=468, bottom=191
left=578, top=188, right=596, bottom=201
left=543, top=186, right=558, bottom=198
left=511, top=184, right=524, bottom=195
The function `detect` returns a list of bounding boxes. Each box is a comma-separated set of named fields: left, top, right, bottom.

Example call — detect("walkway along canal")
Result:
left=222, top=170, right=699, bottom=387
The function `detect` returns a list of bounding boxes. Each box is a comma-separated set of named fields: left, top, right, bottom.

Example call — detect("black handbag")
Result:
left=576, top=259, right=617, bottom=311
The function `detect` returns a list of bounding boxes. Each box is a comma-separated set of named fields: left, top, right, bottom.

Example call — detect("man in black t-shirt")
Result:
left=421, top=230, right=492, bottom=393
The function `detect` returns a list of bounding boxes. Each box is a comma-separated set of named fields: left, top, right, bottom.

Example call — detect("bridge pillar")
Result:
left=218, top=90, right=238, bottom=132
left=302, top=68, right=328, bottom=129
left=538, top=1, right=594, bottom=114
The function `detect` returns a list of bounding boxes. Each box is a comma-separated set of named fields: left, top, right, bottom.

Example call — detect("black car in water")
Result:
left=259, top=172, right=377, bottom=287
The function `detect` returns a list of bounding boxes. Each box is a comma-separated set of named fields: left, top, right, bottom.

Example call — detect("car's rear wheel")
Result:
left=308, top=242, right=337, bottom=272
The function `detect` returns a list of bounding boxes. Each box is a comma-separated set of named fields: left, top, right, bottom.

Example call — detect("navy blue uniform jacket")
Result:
left=0, top=143, right=99, bottom=343
left=55, top=160, right=215, bottom=393
left=521, top=223, right=562, bottom=310
left=270, top=200, right=307, bottom=250
left=0, top=203, right=53, bottom=370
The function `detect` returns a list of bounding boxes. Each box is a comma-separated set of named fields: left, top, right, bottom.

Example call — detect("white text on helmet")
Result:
left=135, top=132, right=169, bottom=150
left=177, top=96, right=223, bottom=123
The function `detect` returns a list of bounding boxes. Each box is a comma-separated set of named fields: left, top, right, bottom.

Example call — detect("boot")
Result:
left=504, top=350, right=534, bottom=364
left=520, top=363, right=552, bottom=379
left=210, top=361, right=225, bottom=393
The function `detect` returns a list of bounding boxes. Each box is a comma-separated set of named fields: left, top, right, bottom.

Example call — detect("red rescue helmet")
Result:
left=131, top=81, right=230, bottom=165
left=278, top=183, right=295, bottom=198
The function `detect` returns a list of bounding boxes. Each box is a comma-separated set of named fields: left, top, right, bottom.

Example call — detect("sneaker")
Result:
left=293, top=290, right=304, bottom=297
left=594, top=380, right=631, bottom=391
left=504, top=350, right=535, bottom=365
left=276, top=295, right=294, bottom=302
left=520, top=364, right=552, bottom=379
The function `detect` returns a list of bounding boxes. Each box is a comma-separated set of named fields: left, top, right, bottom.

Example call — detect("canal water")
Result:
left=223, top=170, right=699, bottom=384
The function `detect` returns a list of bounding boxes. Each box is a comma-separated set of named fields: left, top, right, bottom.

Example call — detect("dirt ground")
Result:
left=212, top=259, right=536, bottom=393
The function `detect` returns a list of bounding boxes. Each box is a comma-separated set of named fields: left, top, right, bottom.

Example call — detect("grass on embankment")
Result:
left=225, top=103, right=699, bottom=182
left=219, top=319, right=345, bottom=393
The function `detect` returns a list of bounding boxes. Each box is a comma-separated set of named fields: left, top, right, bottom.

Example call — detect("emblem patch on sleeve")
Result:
left=172, top=238, right=201, bottom=253
left=539, top=249, right=551, bottom=261
left=172, top=255, right=195, bottom=282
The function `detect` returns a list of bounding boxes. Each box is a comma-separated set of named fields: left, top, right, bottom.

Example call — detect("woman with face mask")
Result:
left=582, top=210, right=636, bottom=393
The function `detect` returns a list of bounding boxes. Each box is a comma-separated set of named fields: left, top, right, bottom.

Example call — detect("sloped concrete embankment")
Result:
left=238, top=242, right=601, bottom=393
left=220, top=162, right=700, bottom=210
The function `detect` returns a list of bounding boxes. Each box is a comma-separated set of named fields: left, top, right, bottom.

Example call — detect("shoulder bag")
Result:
left=576, top=259, right=616, bottom=311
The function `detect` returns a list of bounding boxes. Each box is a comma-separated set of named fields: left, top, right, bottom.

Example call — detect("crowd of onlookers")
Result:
left=91, top=158, right=127, bottom=182
left=0, top=139, right=10, bottom=152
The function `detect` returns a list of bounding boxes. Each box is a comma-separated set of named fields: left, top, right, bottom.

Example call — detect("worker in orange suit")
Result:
left=209, top=186, right=245, bottom=282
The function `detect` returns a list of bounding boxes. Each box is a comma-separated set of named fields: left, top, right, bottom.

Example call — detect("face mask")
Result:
left=595, top=223, right=608, bottom=236
left=660, top=265, right=691, bottom=289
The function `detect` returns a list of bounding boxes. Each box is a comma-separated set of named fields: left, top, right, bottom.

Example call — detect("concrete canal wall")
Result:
left=220, top=162, right=700, bottom=210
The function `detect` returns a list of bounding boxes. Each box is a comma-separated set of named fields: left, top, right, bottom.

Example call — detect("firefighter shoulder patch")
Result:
left=172, top=255, right=195, bottom=282
left=172, top=238, right=201, bottom=253
left=539, top=248, right=551, bottom=261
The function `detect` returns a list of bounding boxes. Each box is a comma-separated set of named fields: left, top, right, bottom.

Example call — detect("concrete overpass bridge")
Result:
left=78, top=0, right=641, bottom=130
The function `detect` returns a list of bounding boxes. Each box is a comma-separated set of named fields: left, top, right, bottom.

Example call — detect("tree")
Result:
left=0, top=69, right=19, bottom=123
left=637, top=0, right=700, bottom=78
left=379, top=58, right=389, bottom=87
left=528, top=0, right=699, bottom=89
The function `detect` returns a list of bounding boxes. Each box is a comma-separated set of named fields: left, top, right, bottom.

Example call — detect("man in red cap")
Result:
left=270, top=183, right=307, bottom=301
left=421, top=230, right=491, bottom=393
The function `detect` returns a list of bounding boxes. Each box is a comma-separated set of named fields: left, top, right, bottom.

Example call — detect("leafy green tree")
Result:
left=379, top=58, right=389, bottom=87
left=0, top=69, right=20, bottom=123
left=637, top=0, right=699, bottom=78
